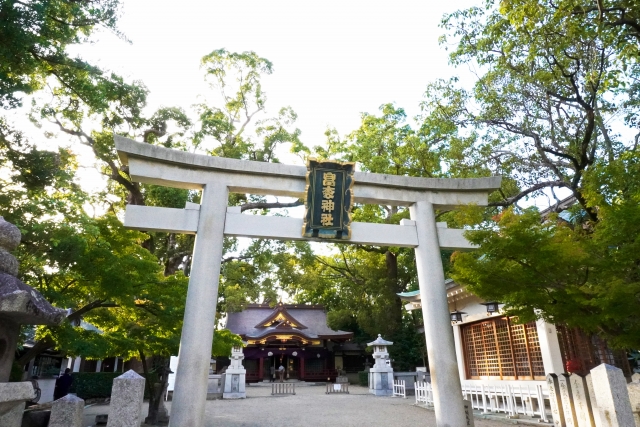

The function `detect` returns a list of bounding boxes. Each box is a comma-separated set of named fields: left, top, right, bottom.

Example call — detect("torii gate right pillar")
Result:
left=411, top=200, right=466, bottom=427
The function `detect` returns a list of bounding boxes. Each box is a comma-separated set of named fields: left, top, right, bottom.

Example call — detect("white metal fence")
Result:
left=271, top=383, right=296, bottom=395
left=326, top=383, right=349, bottom=394
left=415, top=381, right=433, bottom=406
left=461, top=382, right=549, bottom=422
left=393, top=379, right=406, bottom=398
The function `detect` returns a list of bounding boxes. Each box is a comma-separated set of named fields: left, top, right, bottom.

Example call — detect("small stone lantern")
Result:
left=223, top=342, right=247, bottom=399
left=367, top=334, right=394, bottom=396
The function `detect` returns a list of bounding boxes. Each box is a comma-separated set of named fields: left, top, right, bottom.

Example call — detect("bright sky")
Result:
left=70, top=0, right=478, bottom=154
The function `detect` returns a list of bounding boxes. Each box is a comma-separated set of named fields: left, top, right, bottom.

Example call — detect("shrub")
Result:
left=70, top=372, right=120, bottom=399
left=358, top=371, right=368, bottom=387
left=70, top=371, right=158, bottom=399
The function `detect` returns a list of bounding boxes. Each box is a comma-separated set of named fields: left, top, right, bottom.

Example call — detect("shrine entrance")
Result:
left=115, top=135, right=501, bottom=427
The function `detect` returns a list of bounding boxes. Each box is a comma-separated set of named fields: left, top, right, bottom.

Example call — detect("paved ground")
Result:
left=82, top=385, right=507, bottom=427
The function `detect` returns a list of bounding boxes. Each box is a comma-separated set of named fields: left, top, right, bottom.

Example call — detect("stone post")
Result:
left=463, top=400, right=475, bottom=427
left=547, top=373, right=566, bottom=427
left=590, top=363, right=634, bottom=427
left=536, top=319, right=566, bottom=375
left=367, top=335, right=394, bottom=396
left=570, top=373, right=596, bottom=427
left=410, top=200, right=466, bottom=427
left=626, top=382, right=640, bottom=427
left=223, top=344, right=246, bottom=399
left=107, top=370, right=145, bottom=427
left=586, top=374, right=604, bottom=427
left=49, top=394, right=84, bottom=427
left=169, top=183, right=228, bottom=427
left=558, top=373, right=579, bottom=427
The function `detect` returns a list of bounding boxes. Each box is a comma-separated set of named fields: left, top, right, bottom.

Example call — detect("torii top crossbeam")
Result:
left=115, top=135, right=500, bottom=207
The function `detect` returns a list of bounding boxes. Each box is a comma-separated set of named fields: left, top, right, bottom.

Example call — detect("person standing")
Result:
left=278, top=364, right=285, bottom=382
left=54, top=368, right=73, bottom=400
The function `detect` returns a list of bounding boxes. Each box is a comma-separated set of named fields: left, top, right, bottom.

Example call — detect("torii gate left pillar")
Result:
left=171, top=182, right=228, bottom=426
left=114, top=135, right=501, bottom=427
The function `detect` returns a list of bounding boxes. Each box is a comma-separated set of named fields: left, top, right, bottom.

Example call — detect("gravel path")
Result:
left=83, top=384, right=505, bottom=427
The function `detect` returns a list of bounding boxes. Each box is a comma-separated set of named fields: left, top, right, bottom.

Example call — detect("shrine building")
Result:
left=398, top=279, right=631, bottom=387
left=223, top=302, right=355, bottom=382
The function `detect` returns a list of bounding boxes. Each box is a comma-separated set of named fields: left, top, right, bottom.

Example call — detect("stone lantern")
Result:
left=222, top=342, right=247, bottom=399
left=0, top=217, right=65, bottom=426
left=367, top=334, right=394, bottom=396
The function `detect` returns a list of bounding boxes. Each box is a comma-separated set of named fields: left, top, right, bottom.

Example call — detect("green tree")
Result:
left=452, top=151, right=640, bottom=348
left=0, top=0, right=137, bottom=109
left=436, top=0, right=640, bottom=217
left=439, top=0, right=640, bottom=348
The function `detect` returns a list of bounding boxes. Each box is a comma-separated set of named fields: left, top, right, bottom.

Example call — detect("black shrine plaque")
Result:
left=302, top=158, right=354, bottom=240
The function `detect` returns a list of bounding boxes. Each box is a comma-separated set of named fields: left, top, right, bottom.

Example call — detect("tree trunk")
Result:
left=139, top=350, right=159, bottom=424
left=15, top=337, right=54, bottom=367
left=385, top=250, right=403, bottom=337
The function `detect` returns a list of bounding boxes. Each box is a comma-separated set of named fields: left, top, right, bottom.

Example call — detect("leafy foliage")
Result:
left=452, top=150, right=640, bottom=348
left=0, top=0, right=124, bottom=108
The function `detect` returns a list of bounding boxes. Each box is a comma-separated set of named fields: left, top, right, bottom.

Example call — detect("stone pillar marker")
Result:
left=626, top=381, right=640, bottom=427
left=590, top=363, right=634, bottom=427
left=49, top=394, right=84, bottom=427
left=570, top=373, right=596, bottom=427
left=585, top=374, right=604, bottom=427
left=367, top=334, right=394, bottom=396
left=559, top=373, right=579, bottom=427
left=463, top=400, right=476, bottom=427
left=547, top=374, right=566, bottom=427
left=411, top=201, right=466, bottom=427
left=107, top=369, right=146, bottom=427
left=223, top=343, right=246, bottom=399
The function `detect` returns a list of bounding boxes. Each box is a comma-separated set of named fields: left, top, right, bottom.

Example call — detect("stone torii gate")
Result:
left=115, top=135, right=501, bottom=427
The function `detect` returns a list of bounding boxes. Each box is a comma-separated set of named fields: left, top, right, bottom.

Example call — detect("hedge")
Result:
left=358, top=371, right=368, bottom=387
left=69, top=372, right=158, bottom=400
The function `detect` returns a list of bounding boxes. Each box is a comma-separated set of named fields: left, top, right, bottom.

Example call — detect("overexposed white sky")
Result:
left=71, top=0, right=478, bottom=151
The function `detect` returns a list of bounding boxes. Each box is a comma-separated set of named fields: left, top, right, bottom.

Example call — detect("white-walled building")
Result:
left=399, top=279, right=631, bottom=390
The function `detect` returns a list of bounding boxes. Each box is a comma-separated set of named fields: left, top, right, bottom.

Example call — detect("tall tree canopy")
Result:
left=0, top=0, right=129, bottom=109
left=438, top=0, right=640, bottom=348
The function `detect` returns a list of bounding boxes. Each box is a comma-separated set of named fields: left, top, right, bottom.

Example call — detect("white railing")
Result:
left=393, top=379, right=406, bottom=398
left=415, top=381, right=433, bottom=406
left=271, top=383, right=296, bottom=395
left=326, top=383, right=349, bottom=394
left=461, top=382, right=549, bottom=422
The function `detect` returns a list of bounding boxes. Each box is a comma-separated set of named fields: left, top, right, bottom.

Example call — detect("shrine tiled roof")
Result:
left=225, top=303, right=353, bottom=340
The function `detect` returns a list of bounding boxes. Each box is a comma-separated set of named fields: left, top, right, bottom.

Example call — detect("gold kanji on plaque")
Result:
left=322, top=186, right=335, bottom=199
left=322, top=172, right=336, bottom=186
left=302, top=158, right=354, bottom=240
left=321, top=199, right=335, bottom=212
left=320, top=213, right=333, bottom=226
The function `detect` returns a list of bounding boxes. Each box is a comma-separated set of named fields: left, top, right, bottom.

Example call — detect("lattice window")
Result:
left=556, top=325, right=631, bottom=376
left=244, top=359, right=258, bottom=374
left=461, top=317, right=546, bottom=380
left=305, top=358, right=323, bottom=373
